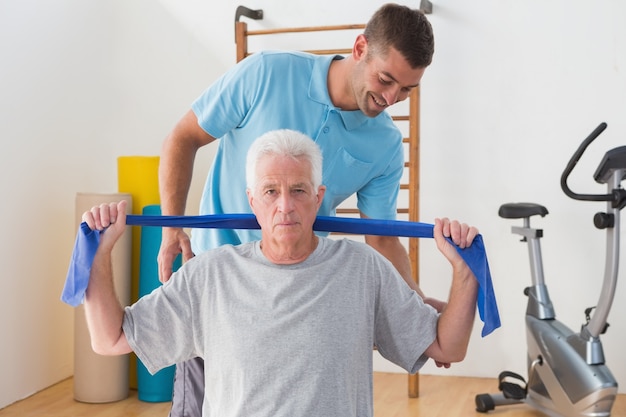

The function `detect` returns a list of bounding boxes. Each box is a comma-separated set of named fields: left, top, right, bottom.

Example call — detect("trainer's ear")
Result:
left=353, top=34, right=369, bottom=62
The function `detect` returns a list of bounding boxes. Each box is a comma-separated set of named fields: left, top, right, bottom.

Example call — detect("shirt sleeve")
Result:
left=372, top=257, right=439, bottom=373
left=122, top=269, right=200, bottom=375
left=191, top=52, right=266, bottom=139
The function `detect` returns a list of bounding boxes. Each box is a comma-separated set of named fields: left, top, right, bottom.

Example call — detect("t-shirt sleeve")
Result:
left=191, top=52, right=266, bottom=139
left=372, top=258, right=438, bottom=373
left=122, top=269, right=200, bottom=375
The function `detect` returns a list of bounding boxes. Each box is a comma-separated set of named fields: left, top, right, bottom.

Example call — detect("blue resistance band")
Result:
left=62, top=214, right=500, bottom=337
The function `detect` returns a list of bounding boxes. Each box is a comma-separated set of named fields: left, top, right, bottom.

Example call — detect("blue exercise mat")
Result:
left=62, top=214, right=500, bottom=337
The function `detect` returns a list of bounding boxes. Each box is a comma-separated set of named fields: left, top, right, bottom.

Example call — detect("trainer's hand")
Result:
left=82, top=200, right=128, bottom=250
left=422, top=296, right=447, bottom=313
left=157, top=227, right=194, bottom=283
left=434, top=360, right=451, bottom=369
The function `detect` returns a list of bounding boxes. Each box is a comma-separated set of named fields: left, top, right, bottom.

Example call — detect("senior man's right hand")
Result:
left=82, top=200, right=129, bottom=252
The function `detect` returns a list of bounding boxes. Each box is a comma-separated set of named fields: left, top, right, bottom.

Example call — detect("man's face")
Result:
left=247, top=154, right=325, bottom=246
left=352, top=44, right=426, bottom=117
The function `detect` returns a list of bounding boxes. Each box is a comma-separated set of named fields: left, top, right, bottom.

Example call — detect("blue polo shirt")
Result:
left=191, top=50, right=404, bottom=252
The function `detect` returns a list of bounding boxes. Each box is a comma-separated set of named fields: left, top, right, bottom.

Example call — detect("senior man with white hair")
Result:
left=81, top=129, right=479, bottom=417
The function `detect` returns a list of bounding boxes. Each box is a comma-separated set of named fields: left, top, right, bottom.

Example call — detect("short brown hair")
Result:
left=364, top=3, right=434, bottom=68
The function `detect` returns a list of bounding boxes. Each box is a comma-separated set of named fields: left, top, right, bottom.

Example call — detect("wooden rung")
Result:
left=335, top=208, right=409, bottom=215
left=336, top=208, right=359, bottom=214
left=245, top=48, right=352, bottom=58
left=301, top=48, right=352, bottom=55
left=246, top=24, right=365, bottom=36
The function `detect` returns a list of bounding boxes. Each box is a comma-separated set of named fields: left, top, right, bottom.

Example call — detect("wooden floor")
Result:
left=0, top=373, right=624, bottom=417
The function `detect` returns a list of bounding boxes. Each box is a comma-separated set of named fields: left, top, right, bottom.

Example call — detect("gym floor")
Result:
left=0, top=373, right=624, bottom=416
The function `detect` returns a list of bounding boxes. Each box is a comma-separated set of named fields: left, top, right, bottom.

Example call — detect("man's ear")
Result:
left=316, top=185, right=326, bottom=209
left=353, top=34, right=368, bottom=62
left=246, top=188, right=255, bottom=211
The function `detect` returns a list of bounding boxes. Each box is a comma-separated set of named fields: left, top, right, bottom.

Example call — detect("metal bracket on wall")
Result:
left=235, top=1, right=431, bottom=23
left=235, top=5, right=263, bottom=22
left=235, top=6, right=264, bottom=37
left=234, top=1, right=431, bottom=37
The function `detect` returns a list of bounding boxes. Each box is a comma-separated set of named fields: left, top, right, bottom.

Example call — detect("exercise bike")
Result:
left=475, top=122, right=624, bottom=416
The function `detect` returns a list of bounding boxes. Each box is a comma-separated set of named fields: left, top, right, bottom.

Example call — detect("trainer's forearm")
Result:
left=159, top=109, right=215, bottom=216
left=365, top=235, right=421, bottom=294
left=84, top=248, right=131, bottom=356
left=159, top=135, right=195, bottom=217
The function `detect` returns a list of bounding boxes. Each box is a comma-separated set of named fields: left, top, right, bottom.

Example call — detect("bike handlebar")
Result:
left=560, top=122, right=613, bottom=202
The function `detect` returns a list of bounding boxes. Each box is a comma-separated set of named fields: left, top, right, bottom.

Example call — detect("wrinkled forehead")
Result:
left=255, top=155, right=314, bottom=186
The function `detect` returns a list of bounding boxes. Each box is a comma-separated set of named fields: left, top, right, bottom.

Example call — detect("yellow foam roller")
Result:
left=117, top=156, right=160, bottom=389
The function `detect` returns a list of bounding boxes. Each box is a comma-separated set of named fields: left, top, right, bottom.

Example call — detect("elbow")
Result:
left=447, top=348, right=468, bottom=364
left=91, top=344, right=111, bottom=356
left=432, top=348, right=467, bottom=365
left=445, top=341, right=471, bottom=363
left=91, top=340, right=118, bottom=356
left=427, top=342, right=469, bottom=365
left=90, top=333, right=129, bottom=356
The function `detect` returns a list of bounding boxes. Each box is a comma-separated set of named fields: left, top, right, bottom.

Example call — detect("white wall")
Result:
left=1, top=0, right=625, bottom=409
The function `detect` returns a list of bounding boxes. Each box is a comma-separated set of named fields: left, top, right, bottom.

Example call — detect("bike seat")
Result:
left=498, top=203, right=549, bottom=219
left=594, top=145, right=626, bottom=184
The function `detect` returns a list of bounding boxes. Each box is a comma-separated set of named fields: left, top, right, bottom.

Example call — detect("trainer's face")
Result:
left=352, top=37, right=425, bottom=117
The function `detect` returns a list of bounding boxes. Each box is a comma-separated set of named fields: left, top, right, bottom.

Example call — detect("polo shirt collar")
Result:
left=309, top=55, right=371, bottom=131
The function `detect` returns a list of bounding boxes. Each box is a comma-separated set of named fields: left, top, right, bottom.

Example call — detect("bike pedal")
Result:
left=498, top=371, right=527, bottom=400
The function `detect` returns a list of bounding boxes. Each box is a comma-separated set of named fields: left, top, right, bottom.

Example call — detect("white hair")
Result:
left=246, top=129, right=323, bottom=190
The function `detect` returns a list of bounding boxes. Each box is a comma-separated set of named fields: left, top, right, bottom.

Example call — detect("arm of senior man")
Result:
left=423, top=217, right=479, bottom=365
left=82, top=200, right=133, bottom=356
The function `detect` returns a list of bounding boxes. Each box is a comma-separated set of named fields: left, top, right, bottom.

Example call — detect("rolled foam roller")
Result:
left=73, top=192, right=132, bottom=403
left=137, top=205, right=180, bottom=402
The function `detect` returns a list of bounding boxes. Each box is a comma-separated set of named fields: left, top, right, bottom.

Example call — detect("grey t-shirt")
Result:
left=123, top=237, right=438, bottom=417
